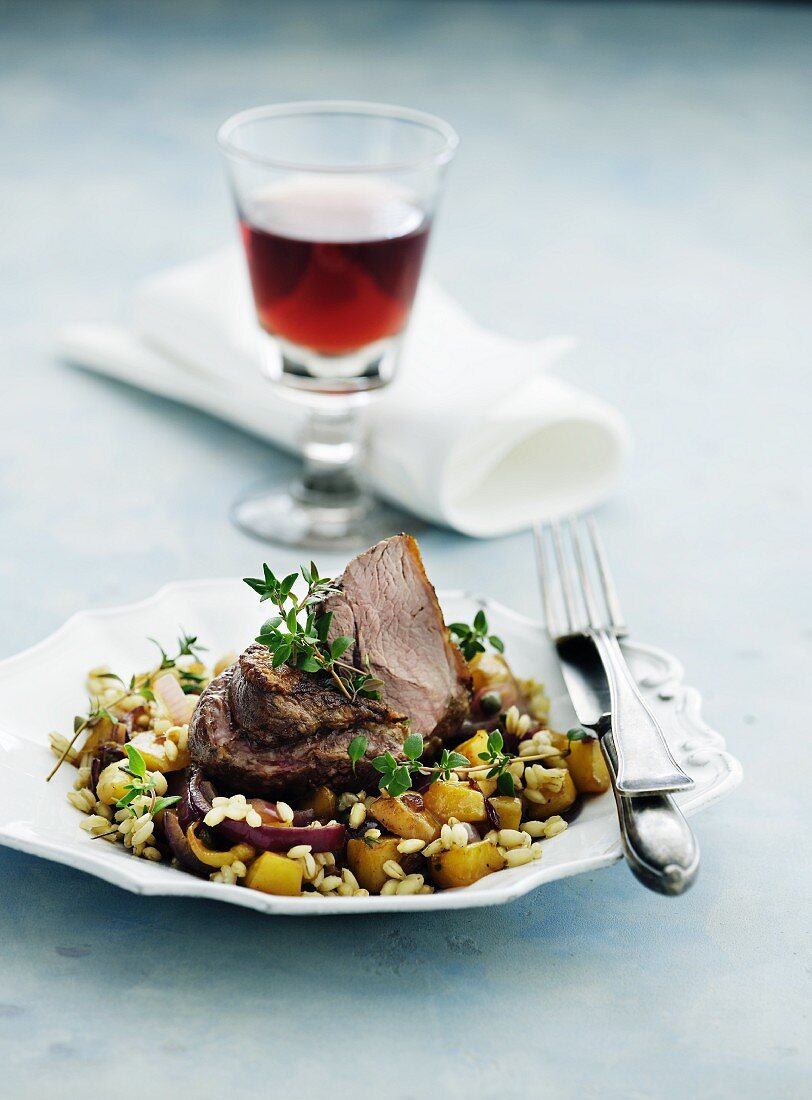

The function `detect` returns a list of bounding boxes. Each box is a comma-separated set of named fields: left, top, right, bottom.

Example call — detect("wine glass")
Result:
left=218, top=100, right=458, bottom=548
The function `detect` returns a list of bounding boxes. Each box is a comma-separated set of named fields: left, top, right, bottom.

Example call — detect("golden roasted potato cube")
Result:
left=245, top=852, right=303, bottom=896
left=347, top=836, right=420, bottom=894
left=129, top=729, right=190, bottom=773
left=95, top=759, right=132, bottom=806
left=454, top=729, right=490, bottom=767
left=523, top=771, right=578, bottom=821
left=301, top=785, right=337, bottom=823
left=368, top=793, right=440, bottom=843
left=422, top=781, right=486, bottom=824
left=96, top=757, right=167, bottom=806
left=565, top=738, right=611, bottom=794
left=80, top=715, right=124, bottom=756
left=474, top=776, right=498, bottom=797
left=469, top=652, right=513, bottom=693
left=428, top=840, right=506, bottom=889
left=488, top=795, right=523, bottom=831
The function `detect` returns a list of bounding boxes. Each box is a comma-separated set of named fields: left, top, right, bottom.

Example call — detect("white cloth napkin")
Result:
left=58, top=248, right=629, bottom=537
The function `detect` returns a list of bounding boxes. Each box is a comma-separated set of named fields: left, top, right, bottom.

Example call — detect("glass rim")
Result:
left=217, top=99, right=459, bottom=174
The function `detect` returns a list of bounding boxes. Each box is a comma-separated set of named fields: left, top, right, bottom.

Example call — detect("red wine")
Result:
left=240, top=180, right=431, bottom=357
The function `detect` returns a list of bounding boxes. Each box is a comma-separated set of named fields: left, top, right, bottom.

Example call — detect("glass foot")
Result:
left=231, top=482, right=422, bottom=550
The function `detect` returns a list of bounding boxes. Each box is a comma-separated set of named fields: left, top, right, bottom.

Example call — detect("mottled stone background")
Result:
left=0, top=2, right=809, bottom=1096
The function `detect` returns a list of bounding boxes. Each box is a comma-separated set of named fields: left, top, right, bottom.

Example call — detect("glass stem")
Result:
left=293, top=405, right=367, bottom=510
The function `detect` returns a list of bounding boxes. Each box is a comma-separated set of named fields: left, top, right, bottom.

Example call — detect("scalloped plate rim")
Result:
left=0, top=579, right=743, bottom=915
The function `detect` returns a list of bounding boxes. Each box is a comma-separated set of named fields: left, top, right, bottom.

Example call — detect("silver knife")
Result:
left=556, top=634, right=700, bottom=895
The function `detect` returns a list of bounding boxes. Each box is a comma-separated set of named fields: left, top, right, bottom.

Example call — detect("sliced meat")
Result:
left=189, top=643, right=409, bottom=797
left=323, top=534, right=472, bottom=751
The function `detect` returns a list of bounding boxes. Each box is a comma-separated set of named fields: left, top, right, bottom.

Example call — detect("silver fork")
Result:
left=535, top=516, right=693, bottom=795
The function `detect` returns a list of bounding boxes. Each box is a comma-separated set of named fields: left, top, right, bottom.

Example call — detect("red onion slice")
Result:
left=213, top=816, right=346, bottom=853
left=248, top=797, right=315, bottom=829
left=187, top=767, right=217, bottom=819
left=185, top=767, right=344, bottom=852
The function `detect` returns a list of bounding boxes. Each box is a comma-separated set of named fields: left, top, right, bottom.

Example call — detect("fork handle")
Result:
left=591, top=628, right=694, bottom=794
left=601, top=732, right=700, bottom=896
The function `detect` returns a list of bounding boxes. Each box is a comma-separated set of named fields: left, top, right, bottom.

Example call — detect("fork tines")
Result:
left=533, top=517, right=628, bottom=641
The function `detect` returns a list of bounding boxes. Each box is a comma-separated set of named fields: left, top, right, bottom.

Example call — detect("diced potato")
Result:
left=422, top=781, right=486, bottom=824
left=369, top=793, right=440, bottom=843
left=452, top=731, right=498, bottom=795
left=96, top=759, right=132, bottom=806
left=129, top=729, right=190, bottom=773
left=245, top=852, right=303, bottom=896
left=428, top=840, right=506, bottom=889
left=80, top=715, right=124, bottom=756
left=454, top=729, right=490, bottom=767
left=488, top=796, right=523, bottom=831
left=347, top=836, right=420, bottom=894
left=474, top=776, right=498, bottom=798
left=522, top=771, right=578, bottom=821
left=565, top=738, right=611, bottom=794
left=96, top=757, right=167, bottom=806
left=300, top=786, right=337, bottom=823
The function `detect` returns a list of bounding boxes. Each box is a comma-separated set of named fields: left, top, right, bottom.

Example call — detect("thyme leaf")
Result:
left=244, top=562, right=382, bottom=701
left=449, top=610, right=505, bottom=662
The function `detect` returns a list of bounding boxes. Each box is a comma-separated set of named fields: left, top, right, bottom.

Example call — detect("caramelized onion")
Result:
left=184, top=767, right=343, bottom=852
left=212, top=816, right=346, bottom=854
left=186, top=822, right=255, bottom=868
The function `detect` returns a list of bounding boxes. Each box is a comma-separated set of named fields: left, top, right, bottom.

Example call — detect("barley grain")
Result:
left=505, top=848, right=534, bottom=867
left=382, top=860, right=406, bottom=880
left=396, top=874, right=424, bottom=895
left=396, top=838, right=425, bottom=854
left=349, top=802, right=367, bottom=829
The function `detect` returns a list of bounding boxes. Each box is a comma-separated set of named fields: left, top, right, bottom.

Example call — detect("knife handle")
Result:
left=591, top=628, right=694, bottom=794
left=601, top=732, right=700, bottom=896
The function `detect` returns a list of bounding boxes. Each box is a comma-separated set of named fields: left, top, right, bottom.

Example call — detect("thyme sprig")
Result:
left=476, top=728, right=517, bottom=796
left=46, top=632, right=201, bottom=781
left=115, top=744, right=179, bottom=818
left=449, top=610, right=504, bottom=662
left=243, top=562, right=384, bottom=702
left=348, top=732, right=549, bottom=798
left=45, top=695, right=130, bottom=782
left=149, top=632, right=208, bottom=693
left=371, top=732, right=427, bottom=797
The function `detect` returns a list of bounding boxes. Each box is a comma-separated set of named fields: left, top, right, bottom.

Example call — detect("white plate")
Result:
left=0, top=581, right=742, bottom=915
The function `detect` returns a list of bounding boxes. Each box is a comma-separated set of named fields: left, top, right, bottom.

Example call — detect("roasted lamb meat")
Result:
left=189, top=535, right=472, bottom=796
left=323, top=534, right=472, bottom=749
left=189, top=643, right=410, bottom=796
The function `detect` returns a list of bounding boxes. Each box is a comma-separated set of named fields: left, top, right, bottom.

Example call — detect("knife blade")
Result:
left=554, top=633, right=700, bottom=896
left=554, top=634, right=610, bottom=730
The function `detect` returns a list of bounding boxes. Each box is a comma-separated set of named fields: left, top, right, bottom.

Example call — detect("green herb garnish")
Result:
left=348, top=734, right=367, bottom=774
left=347, top=722, right=555, bottom=799
left=115, top=744, right=180, bottom=818
left=46, top=632, right=205, bottom=783
left=148, top=633, right=208, bottom=691
left=431, top=748, right=471, bottom=784
left=449, top=610, right=505, bottom=662
left=477, top=728, right=517, bottom=796
left=177, top=632, right=207, bottom=660
left=243, top=562, right=384, bottom=702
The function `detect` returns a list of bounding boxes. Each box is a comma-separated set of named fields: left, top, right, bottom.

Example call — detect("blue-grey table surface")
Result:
left=1, top=1, right=809, bottom=1097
